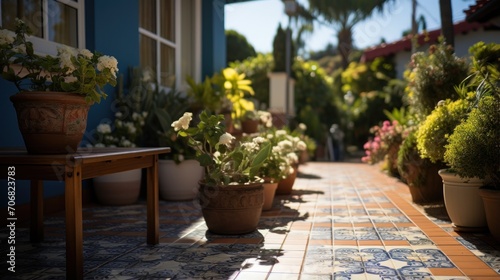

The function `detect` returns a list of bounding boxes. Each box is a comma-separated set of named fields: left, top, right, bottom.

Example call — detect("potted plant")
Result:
left=1, top=19, right=118, bottom=154
left=88, top=109, right=148, bottom=206
left=173, top=110, right=272, bottom=234
left=263, top=128, right=307, bottom=195
left=443, top=42, right=500, bottom=238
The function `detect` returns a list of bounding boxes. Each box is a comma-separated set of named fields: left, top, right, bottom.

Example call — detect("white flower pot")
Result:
left=439, top=169, right=487, bottom=231
left=159, top=159, right=204, bottom=201
left=93, top=169, right=142, bottom=205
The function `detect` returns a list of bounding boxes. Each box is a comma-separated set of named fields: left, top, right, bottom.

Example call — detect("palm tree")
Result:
left=308, top=0, right=394, bottom=69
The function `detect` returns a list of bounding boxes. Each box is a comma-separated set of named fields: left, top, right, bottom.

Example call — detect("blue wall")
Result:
left=202, top=0, right=227, bottom=78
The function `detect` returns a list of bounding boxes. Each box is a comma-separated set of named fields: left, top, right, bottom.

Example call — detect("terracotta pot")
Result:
left=479, top=188, right=500, bottom=241
left=262, top=181, right=278, bottom=211
left=159, top=159, right=204, bottom=201
left=10, top=91, right=90, bottom=154
left=276, top=165, right=298, bottom=195
left=439, top=169, right=487, bottom=231
left=406, top=163, right=444, bottom=204
left=241, top=119, right=260, bottom=134
left=93, top=169, right=142, bottom=206
left=198, top=182, right=264, bottom=234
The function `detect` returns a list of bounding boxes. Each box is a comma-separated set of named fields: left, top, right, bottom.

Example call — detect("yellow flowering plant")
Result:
left=172, top=110, right=271, bottom=187
left=0, top=19, right=118, bottom=104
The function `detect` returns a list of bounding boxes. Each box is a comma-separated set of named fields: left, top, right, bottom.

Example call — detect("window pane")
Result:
left=48, top=0, right=78, bottom=47
left=160, top=0, right=174, bottom=42
left=160, top=43, right=175, bottom=86
left=1, top=0, right=43, bottom=38
left=140, top=34, right=157, bottom=73
left=139, top=0, right=156, bottom=33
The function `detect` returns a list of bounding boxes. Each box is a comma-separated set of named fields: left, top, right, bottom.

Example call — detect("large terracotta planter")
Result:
left=439, top=169, right=487, bottom=231
left=262, top=181, right=278, bottom=211
left=479, top=188, right=500, bottom=241
left=159, top=159, right=204, bottom=201
left=198, top=182, right=264, bottom=234
left=93, top=169, right=142, bottom=206
left=241, top=119, right=260, bottom=134
left=406, top=162, right=444, bottom=204
left=10, top=91, right=90, bottom=154
left=276, top=165, right=298, bottom=195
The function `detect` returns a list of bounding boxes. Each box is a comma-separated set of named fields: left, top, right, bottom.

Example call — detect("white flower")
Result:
left=64, top=76, right=78, bottom=83
left=276, top=130, right=287, bottom=136
left=171, top=112, right=193, bottom=131
left=0, top=29, right=15, bottom=45
left=132, top=112, right=140, bottom=121
left=97, top=123, right=112, bottom=134
left=142, top=111, right=148, bottom=117
left=120, top=139, right=132, bottom=147
left=97, top=55, right=119, bottom=78
left=241, top=142, right=258, bottom=152
left=252, top=137, right=266, bottom=144
left=286, top=152, right=299, bottom=164
left=297, top=141, right=307, bottom=151
left=79, top=49, right=93, bottom=59
left=218, top=132, right=235, bottom=146
left=125, top=122, right=136, bottom=134
left=94, top=143, right=105, bottom=148
left=298, top=123, right=307, bottom=131
left=178, top=154, right=185, bottom=162
left=115, top=112, right=123, bottom=118
left=58, top=47, right=76, bottom=74
left=278, top=140, right=293, bottom=150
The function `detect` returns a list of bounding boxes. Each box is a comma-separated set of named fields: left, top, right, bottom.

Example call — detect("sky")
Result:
left=225, top=0, right=477, bottom=54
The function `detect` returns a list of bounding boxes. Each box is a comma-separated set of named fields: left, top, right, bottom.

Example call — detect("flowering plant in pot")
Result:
left=1, top=19, right=118, bottom=153
left=172, top=110, right=271, bottom=234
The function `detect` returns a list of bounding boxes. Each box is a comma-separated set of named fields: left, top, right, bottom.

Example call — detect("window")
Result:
left=1, top=0, right=85, bottom=55
left=139, top=0, right=200, bottom=88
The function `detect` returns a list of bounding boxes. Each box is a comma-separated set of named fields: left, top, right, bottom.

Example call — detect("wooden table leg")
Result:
left=30, top=180, right=44, bottom=242
left=147, top=155, right=159, bottom=244
left=64, top=164, right=83, bottom=279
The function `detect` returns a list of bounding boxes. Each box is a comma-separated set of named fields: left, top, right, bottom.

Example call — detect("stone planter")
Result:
left=198, top=182, right=264, bottom=234
left=159, top=159, right=204, bottom=201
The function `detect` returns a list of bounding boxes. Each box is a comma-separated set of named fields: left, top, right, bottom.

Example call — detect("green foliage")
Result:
left=225, top=29, right=256, bottom=65
left=444, top=96, right=500, bottom=186
left=405, top=41, right=469, bottom=117
left=231, top=53, right=273, bottom=108
left=272, top=24, right=294, bottom=72
left=416, top=98, right=471, bottom=163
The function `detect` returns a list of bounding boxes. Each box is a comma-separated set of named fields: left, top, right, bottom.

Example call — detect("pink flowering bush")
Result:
left=362, top=120, right=406, bottom=175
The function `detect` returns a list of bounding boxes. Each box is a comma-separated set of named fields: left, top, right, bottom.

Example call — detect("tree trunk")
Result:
left=439, top=0, right=454, bottom=47
left=337, top=27, right=352, bottom=69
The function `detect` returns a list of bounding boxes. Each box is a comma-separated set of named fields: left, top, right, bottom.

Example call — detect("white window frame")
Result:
left=1, top=0, right=86, bottom=56
left=138, top=0, right=201, bottom=88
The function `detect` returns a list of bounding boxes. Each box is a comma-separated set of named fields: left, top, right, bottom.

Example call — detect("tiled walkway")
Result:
left=1, top=162, right=500, bottom=279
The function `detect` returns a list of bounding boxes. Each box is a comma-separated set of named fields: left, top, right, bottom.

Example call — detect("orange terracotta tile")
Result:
left=235, top=238, right=264, bottom=244
left=438, top=245, right=475, bottom=256
left=313, top=222, right=332, bottom=228
left=431, top=237, right=461, bottom=245
left=428, top=268, right=464, bottom=276
left=382, top=240, right=410, bottom=246
left=333, top=240, right=358, bottom=246
left=460, top=267, right=499, bottom=277
left=373, top=223, right=394, bottom=228
left=394, top=222, right=415, bottom=227
left=308, top=239, right=333, bottom=246
left=357, top=240, right=383, bottom=246
left=333, top=223, right=353, bottom=228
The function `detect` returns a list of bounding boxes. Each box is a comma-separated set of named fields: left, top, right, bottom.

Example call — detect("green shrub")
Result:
left=416, top=98, right=471, bottom=163
left=405, top=41, right=469, bottom=117
left=444, top=96, right=500, bottom=186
